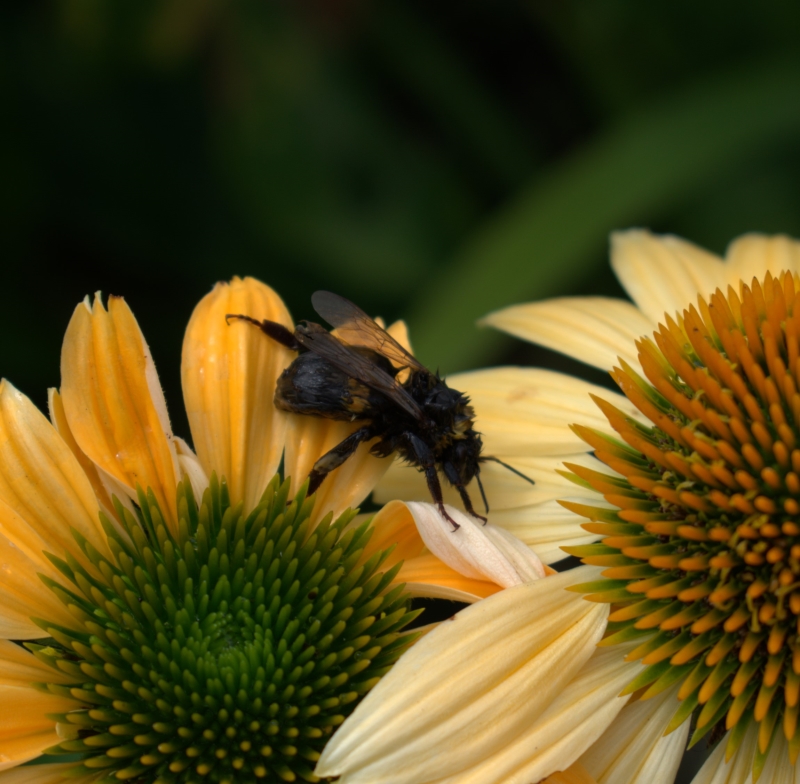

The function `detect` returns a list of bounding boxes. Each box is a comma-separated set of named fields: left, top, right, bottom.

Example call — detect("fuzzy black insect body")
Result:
left=227, top=291, right=533, bottom=530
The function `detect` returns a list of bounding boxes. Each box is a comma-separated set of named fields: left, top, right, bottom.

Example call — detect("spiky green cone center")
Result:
left=32, top=475, right=416, bottom=784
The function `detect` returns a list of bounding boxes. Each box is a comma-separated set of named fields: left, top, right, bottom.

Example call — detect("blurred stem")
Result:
left=408, top=57, right=800, bottom=373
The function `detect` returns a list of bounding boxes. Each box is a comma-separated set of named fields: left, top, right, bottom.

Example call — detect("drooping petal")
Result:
left=182, top=278, right=293, bottom=510
left=60, top=295, right=180, bottom=529
left=405, top=502, right=545, bottom=586
left=482, top=297, right=652, bottom=372
left=725, top=233, right=800, bottom=287
left=611, top=230, right=724, bottom=323
left=445, top=367, right=640, bottom=456
left=396, top=553, right=502, bottom=601
left=316, top=567, right=608, bottom=784
left=579, top=684, right=689, bottom=784
left=0, top=685, right=77, bottom=771
left=0, top=381, right=107, bottom=559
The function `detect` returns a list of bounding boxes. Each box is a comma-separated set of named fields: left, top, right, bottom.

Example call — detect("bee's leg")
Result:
left=406, top=434, right=460, bottom=531
left=455, top=486, right=488, bottom=525
left=307, top=426, right=373, bottom=494
left=226, top=314, right=300, bottom=351
left=443, top=461, right=487, bottom=525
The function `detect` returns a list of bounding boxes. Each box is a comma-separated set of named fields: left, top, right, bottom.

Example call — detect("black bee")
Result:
left=227, top=291, right=533, bottom=529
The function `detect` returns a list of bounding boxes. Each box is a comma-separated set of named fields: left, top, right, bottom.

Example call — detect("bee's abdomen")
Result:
left=274, top=354, right=372, bottom=420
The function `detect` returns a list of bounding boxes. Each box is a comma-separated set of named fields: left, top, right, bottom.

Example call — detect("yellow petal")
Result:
left=357, top=500, right=426, bottom=571
left=579, top=684, right=688, bottom=784
left=725, top=233, right=800, bottom=287
left=543, top=763, right=598, bottom=784
left=396, top=554, right=501, bottom=602
left=283, top=320, right=409, bottom=521
left=47, top=389, right=114, bottom=518
left=445, top=367, right=639, bottom=456
left=0, top=642, right=72, bottom=686
left=0, top=685, right=77, bottom=770
left=493, top=497, right=601, bottom=564
left=0, top=509, right=75, bottom=637
left=405, top=502, right=545, bottom=587
left=316, top=567, right=608, bottom=784
left=611, top=230, right=724, bottom=323
left=182, top=278, right=293, bottom=510
left=0, top=381, right=107, bottom=561
left=61, top=295, right=180, bottom=529
left=0, top=763, right=92, bottom=784
left=482, top=297, right=652, bottom=373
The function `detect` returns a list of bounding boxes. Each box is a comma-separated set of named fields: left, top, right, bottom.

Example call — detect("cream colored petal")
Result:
left=0, top=685, right=77, bottom=770
left=0, top=382, right=107, bottom=560
left=406, top=502, right=545, bottom=587
left=60, top=295, right=180, bottom=529
left=611, top=230, right=724, bottom=323
left=446, top=367, right=638, bottom=456
left=580, top=684, right=688, bottom=784
left=356, top=500, right=426, bottom=572
left=316, top=566, right=608, bottom=784
left=427, top=643, right=642, bottom=784
left=0, top=642, right=72, bottom=686
left=690, top=723, right=759, bottom=784
left=182, top=278, right=293, bottom=511
left=482, top=297, right=652, bottom=372
left=397, top=554, right=501, bottom=602
left=374, top=451, right=602, bottom=513
left=725, top=233, right=800, bottom=286
left=494, top=498, right=601, bottom=564
left=0, top=763, right=93, bottom=784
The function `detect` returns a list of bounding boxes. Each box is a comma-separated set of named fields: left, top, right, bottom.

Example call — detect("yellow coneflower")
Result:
left=322, top=232, right=800, bottom=784
left=0, top=277, right=544, bottom=784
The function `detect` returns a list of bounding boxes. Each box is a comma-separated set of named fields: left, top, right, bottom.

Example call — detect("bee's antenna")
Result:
left=480, top=456, right=536, bottom=486
left=475, top=471, right=490, bottom=514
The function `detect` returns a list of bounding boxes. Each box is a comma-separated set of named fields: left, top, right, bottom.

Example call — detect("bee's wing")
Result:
left=295, top=322, right=424, bottom=420
left=311, top=291, right=426, bottom=372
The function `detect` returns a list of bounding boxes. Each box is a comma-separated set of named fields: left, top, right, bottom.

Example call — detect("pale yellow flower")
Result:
left=323, top=232, right=800, bottom=784
left=0, top=277, right=543, bottom=784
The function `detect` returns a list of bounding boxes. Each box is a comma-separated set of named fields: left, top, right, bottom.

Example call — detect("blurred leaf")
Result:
left=408, top=57, right=800, bottom=372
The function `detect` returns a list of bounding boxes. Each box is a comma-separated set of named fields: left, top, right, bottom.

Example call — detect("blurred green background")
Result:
left=5, top=2, right=800, bottom=779
left=5, top=0, right=800, bottom=439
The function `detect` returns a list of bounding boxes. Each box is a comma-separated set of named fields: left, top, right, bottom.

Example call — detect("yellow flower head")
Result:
left=487, top=232, right=800, bottom=783
left=0, top=277, right=542, bottom=784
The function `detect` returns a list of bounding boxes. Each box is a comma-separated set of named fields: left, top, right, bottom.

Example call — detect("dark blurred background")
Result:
left=6, top=1, right=800, bottom=778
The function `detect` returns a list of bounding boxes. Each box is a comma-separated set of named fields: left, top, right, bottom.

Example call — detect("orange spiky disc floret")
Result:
left=565, top=271, right=800, bottom=767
